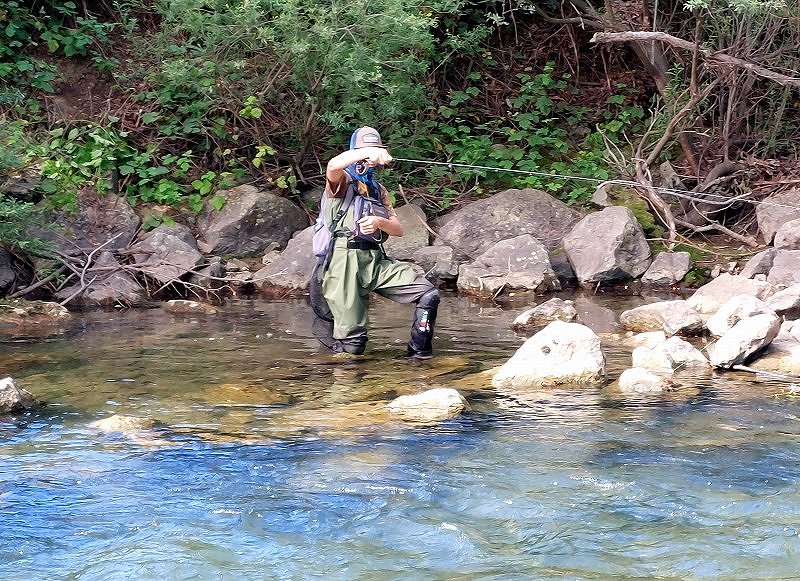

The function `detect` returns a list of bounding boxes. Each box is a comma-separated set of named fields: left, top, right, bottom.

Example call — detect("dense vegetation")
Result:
left=1, top=0, right=799, bottom=252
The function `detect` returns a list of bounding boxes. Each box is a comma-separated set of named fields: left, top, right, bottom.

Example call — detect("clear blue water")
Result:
left=2, top=293, right=800, bottom=580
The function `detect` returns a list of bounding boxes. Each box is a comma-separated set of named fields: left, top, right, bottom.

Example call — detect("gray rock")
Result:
left=767, top=250, right=800, bottom=288
left=253, top=226, right=316, bottom=293
left=129, top=224, right=204, bottom=285
left=432, top=188, right=582, bottom=256
left=563, top=206, right=652, bottom=287
left=188, top=256, right=225, bottom=291
left=457, top=234, right=560, bottom=297
left=631, top=336, right=710, bottom=372
left=512, top=297, right=578, bottom=330
left=766, top=283, right=800, bottom=316
left=31, top=189, right=140, bottom=256
left=0, top=376, right=39, bottom=413
left=774, top=218, right=800, bottom=250
left=55, top=251, right=147, bottom=307
left=387, top=388, right=469, bottom=422
left=641, top=251, right=692, bottom=286
left=411, top=246, right=461, bottom=281
left=686, top=273, right=774, bottom=315
left=748, top=326, right=800, bottom=376
left=491, top=321, right=605, bottom=388
left=383, top=204, right=429, bottom=260
left=706, top=295, right=776, bottom=337
left=196, top=185, right=309, bottom=257
left=619, top=300, right=704, bottom=336
left=755, top=189, right=800, bottom=244
left=739, top=249, right=777, bottom=279
left=709, top=312, right=781, bottom=368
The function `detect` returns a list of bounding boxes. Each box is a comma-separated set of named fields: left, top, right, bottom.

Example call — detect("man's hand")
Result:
left=357, top=215, right=383, bottom=235
left=364, top=147, right=392, bottom=168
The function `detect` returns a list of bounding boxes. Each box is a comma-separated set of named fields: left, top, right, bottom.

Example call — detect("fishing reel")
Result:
left=354, top=160, right=370, bottom=176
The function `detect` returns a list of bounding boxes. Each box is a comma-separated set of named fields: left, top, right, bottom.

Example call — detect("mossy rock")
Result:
left=595, top=185, right=664, bottom=238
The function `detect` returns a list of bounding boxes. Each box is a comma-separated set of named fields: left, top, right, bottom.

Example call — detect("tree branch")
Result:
left=591, top=31, right=800, bottom=88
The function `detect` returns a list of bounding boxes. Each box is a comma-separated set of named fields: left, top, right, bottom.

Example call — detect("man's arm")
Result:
left=357, top=187, right=404, bottom=238
left=326, top=146, right=392, bottom=184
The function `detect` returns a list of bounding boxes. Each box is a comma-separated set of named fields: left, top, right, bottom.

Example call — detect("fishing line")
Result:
left=392, top=157, right=800, bottom=212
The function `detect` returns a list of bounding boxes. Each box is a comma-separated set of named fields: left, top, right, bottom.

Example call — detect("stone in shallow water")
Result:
left=387, top=388, right=469, bottom=422
left=0, top=376, right=39, bottom=413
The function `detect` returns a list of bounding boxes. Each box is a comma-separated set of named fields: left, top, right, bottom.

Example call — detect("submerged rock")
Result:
left=0, top=300, right=72, bottom=337
left=617, top=368, right=675, bottom=393
left=164, top=299, right=218, bottom=315
left=89, top=414, right=173, bottom=446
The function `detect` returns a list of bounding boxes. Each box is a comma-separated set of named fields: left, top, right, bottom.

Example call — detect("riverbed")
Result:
left=2, top=292, right=800, bottom=579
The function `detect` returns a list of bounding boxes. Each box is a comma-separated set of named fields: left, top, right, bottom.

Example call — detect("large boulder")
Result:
left=253, top=226, right=316, bottom=295
left=55, top=251, right=147, bottom=307
left=491, top=321, right=605, bottom=388
left=755, top=189, right=800, bottom=244
left=196, top=185, right=309, bottom=257
left=562, top=206, right=652, bottom=287
left=128, top=223, right=205, bottom=285
left=685, top=273, right=774, bottom=315
left=432, top=188, right=582, bottom=256
left=382, top=204, right=429, bottom=260
left=766, top=283, right=800, bottom=317
left=457, top=234, right=560, bottom=297
left=774, top=218, right=800, bottom=250
left=31, top=189, right=140, bottom=256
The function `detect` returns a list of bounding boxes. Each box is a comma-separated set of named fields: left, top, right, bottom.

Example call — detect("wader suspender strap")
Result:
left=322, top=184, right=357, bottom=272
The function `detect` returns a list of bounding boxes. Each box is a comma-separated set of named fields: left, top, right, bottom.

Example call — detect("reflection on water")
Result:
left=2, top=291, right=800, bottom=579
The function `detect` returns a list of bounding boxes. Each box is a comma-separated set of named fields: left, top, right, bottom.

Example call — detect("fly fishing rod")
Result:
left=390, top=157, right=800, bottom=212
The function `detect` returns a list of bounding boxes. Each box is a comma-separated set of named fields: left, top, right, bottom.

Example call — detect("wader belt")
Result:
left=346, top=238, right=381, bottom=250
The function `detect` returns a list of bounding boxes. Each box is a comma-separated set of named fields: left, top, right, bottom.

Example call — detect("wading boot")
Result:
left=406, top=288, right=439, bottom=359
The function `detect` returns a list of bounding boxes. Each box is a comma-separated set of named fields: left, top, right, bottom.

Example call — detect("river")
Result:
left=2, top=292, right=800, bottom=580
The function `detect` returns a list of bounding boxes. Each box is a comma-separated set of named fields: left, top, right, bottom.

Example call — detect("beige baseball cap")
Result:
left=350, top=126, right=385, bottom=149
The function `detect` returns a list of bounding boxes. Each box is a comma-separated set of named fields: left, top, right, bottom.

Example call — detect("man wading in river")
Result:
left=309, top=126, right=440, bottom=358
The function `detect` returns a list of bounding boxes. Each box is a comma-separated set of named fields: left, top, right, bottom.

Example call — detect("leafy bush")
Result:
left=0, top=1, right=115, bottom=97
left=403, top=63, right=646, bottom=208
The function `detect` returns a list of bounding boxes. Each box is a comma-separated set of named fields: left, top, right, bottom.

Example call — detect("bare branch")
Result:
left=591, top=31, right=800, bottom=88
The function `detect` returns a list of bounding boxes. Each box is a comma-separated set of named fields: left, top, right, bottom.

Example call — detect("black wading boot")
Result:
left=406, top=288, right=440, bottom=359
